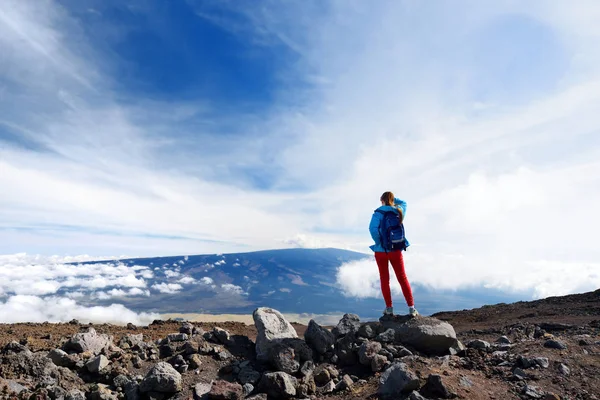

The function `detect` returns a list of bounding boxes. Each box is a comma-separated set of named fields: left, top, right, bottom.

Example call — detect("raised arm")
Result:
left=394, top=198, right=407, bottom=218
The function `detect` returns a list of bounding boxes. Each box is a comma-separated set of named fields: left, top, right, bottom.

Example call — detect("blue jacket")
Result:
left=369, top=198, right=410, bottom=252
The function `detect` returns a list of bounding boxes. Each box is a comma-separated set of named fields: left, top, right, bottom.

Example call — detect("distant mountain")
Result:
left=79, top=248, right=526, bottom=321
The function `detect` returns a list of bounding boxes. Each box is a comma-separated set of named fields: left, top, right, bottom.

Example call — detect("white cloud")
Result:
left=164, top=270, right=180, bottom=278
left=151, top=283, right=183, bottom=294
left=178, top=276, right=197, bottom=285
left=0, top=295, right=159, bottom=325
left=221, top=283, right=246, bottom=295
left=200, top=277, right=214, bottom=285
left=336, top=250, right=600, bottom=300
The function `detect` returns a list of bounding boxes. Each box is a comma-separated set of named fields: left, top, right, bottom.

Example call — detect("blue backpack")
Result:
left=376, top=209, right=407, bottom=251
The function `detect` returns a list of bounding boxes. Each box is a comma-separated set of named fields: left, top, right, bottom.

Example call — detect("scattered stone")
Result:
left=257, top=372, right=297, bottom=399
left=496, top=335, right=511, bottom=344
left=63, top=328, right=112, bottom=355
left=246, top=395, right=267, bottom=400
left=188, top=354, right=203, bottom=369
left=87, top=355, right=110, bottom=373
left=304, top=320, right=335, bottom=354
left=378, top=362, right=420, bottom=397
left=139, top=362, right=182, bottom=393
left=166, top=333, right=189, bottom=343
left=407, top=391, right=428, bottom=400
left=317, top=380, right=336, bottom=394
left=253, top=307, right=298, bottom=362
left=213, top=327, right=231, bottom=345
left=371, top=354, right=388, bottom=372
left=314, top=365, right=331, bottom=385
left=534, top=357, right=549, bottom=369
left=332, top=314, right=361, bottom=338
left=558, top=363, right=570, bottom=376
left=421, top=374, right=454, bottom=399
left=208, top=380, right=243, bottom=400
left=180, top=322, right=194, bottom=335
left=335, top=374, right=353, bottom=391
left=467, top=339, right=491, bottom=350
left=544, top=339, right=567, bottom=350
left=459, top=375, right=473, bottom=388
left=522, top=384, right=544, bottom=399
left=242, top=383, right=254, bottom=397
left=194, top=382, right=212, bottom=399
left=48, top=348, right=76, bottom=368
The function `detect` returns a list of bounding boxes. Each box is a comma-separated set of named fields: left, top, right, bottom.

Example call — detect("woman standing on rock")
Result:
left=369, top=191, right=418, bottom=317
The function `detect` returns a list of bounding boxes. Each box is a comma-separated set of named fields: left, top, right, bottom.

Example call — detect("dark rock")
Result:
left=159, top=343, right=177, bottom=359
left=496, top=336, right=511, bottom=344
left=139, top=362, right=182, bottom=393
left=376, top=329, right=396, bottom=343
left=238, top=366, right=261, bottom=385
left=188, top=354, right=202, bottom=369
left=180, top=323, right=194, bottom=335
left=335, top=333, right=358, bottom=366
left=48, top=349, right=76, bottom=368
left=467, top=339, right=491, bottom=350
left=257, top=372, right=297, bottom=399
left=378, top=362, right=420, bottom=397
left=271, top=345, right=299, bottom=374
left=544, top=339, right=567, bottom=350
left=421, top=374, right=454, bottom=399
left=304, top=320, right=335, bottom=354
left=332, top=314, right=361, bottom=338
left=208, top=380, right=243, bottom=400
left=357, top=324, right=376, bottom=339
left=314, top=365, right=331, bottom=385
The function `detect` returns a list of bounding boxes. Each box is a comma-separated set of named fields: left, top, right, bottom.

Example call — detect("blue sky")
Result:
left=1, top=0, right=600, bottom=299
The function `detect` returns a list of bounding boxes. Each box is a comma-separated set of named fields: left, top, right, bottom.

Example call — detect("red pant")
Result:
left=375, top=251, right=414, bottom=308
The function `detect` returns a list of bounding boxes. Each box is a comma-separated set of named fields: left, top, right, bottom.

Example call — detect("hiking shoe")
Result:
left=383, top=307, right=394, bottom=316
left=409, top=307, right=419, bottom=317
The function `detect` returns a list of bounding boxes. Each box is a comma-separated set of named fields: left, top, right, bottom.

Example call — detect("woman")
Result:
left=369, top=191, right=418, bottom=317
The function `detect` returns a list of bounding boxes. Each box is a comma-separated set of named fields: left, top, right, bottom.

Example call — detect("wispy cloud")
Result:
left=1, top=0, right=599, bottom=301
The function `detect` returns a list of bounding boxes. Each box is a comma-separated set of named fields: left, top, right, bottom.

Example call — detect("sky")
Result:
left=1, top=0, right=600, bottom=319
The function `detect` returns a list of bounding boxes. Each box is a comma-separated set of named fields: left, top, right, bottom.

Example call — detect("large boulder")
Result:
left=304, top=320, right=335, bottom=355
left=257, top=372, right=297, bottom=399
left=378, top=362, right=420, bottom=398
left=380, top=316, right=458, bottom=356
left=253, top=308, right=298, bottom=362
left=139, top=362, right=182, bottom=393
left=63, top=328, right=113, bottom=355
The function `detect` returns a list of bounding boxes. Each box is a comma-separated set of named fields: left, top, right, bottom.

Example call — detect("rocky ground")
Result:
left=0, top=289, right=598, bottom=400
